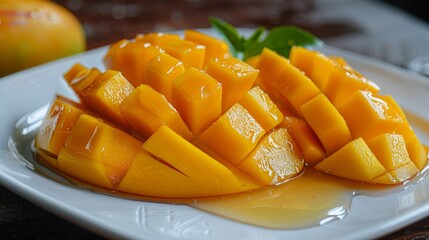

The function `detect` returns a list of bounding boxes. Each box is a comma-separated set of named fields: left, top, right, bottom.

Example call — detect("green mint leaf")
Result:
left=243, top=26, right=323, bottom=60
left=209, top=17, right=245, bottom=57
left=243, top=27, right=265, bottom=49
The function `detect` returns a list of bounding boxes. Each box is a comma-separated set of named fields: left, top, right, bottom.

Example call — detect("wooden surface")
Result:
left=1, top=0, right=429, bottom=239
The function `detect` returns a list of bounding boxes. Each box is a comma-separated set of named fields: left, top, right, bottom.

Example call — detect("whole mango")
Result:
left=0, top=0, right=86, bottom=77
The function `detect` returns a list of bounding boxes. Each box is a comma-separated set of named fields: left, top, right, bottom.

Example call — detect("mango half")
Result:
left=35, top=31, right=428, bottom=199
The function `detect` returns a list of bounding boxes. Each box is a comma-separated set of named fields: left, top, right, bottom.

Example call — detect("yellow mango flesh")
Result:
left=145, top=53, right=185, bottom=102
left=171, top=68, right=222, bottom=135
left=58, top=114, right=142, bottom=188
left=279, top=116, right=326, bottom=166
left=69, top=68, right=101, bottom=97
left=315, top=138, right=387, bottom=181
left=255, top=48, right=289, bottom=93
left=300, top=93, right=352, bottom=155
left=184, top=30, right=230, bottom=65
left=338, top=90, right=403, bottom=140
left=238, top=128, right=304, bottom=185
left=103, top=39, right=129, bottom=70
left=136, top=33, right=181, bottom=48
left=366, top=133, right=411, bottom=171
left=199, top=103, right=265, bottom=165
left=289, top=46, right=314, bottom=78
left=63, top=63, right=87, bottom=83
left=205, top=57, right=259, bottom=112
left=163, top=39, right=205, bottom=69
left=143, top=126, right=261, bottom=194
left=35, top=96, right=85, bottom=156
left=238, top=86, right=284, bottom=131
left=81, top=70, right=134, bottom=127
left=119, top=84, right=192, bottom=140
left=119, top=41, right=163, bottom=87
left=369, top=162, right=419, bottom=185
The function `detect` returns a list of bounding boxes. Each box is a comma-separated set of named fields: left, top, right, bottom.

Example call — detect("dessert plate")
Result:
left=0, top=29, right=429, bottom=240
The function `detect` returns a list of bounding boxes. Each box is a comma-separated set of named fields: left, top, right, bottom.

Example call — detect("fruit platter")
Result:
left=0, top=23, right=428, bottom=239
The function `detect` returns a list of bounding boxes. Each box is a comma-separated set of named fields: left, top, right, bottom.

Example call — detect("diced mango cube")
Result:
left=205, top=57, right=258, bottom=111
left=35, top=96, right=86, bottom=156
left=120, top=84, right=192, bottom=140
left=58, top=114, right=143, bottom=188
left=119, top=41, right=164, bottom=87
left=315, top=138, right=386, bottom=181
left=199, top=103, right=265, bottom=165
left=300, top=93, right=352, bottom=155
left=279, top=116, right=325, bottom=165
left=69, top=68, right=101, bottom=97
left=271, top=59, right=320, bottom=115
left=81, top=70, right=134, bottom=127
left=171, top=68, right=222, bottom=135
left=184, top=30, right=230, bottom=65
left=406, top=135, right=428, bottom=170
left=143, top=126, right=261, bottom=194
left=163, top=39, right=205, bottom=69
left=238, top=128, right=304, bottom=185
left=369, top=162, right=419, bottom=184
left=135, top=33, right=181, bottom=48
left=366, top=133, right=411, bottom=171
left=103, top=39, right=129, bottom=70
left=145, top=53, right=185, bottom=102
left=289, top=46, right=314, bottom=78
left=245, top=55, right=260, bottom=68
left=256, top=48, right=289, bottom=91
left=338, top=90, right=403, bottom=140
left=63, top=63, right=87, bottom=83
left=238, top=86, right=284, bottom=131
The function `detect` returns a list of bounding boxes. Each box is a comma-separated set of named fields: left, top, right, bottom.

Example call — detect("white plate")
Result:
left=1, top=29, right=429, bottom=240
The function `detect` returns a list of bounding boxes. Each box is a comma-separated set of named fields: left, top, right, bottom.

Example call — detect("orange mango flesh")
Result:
left=58, top=114, right=142, bottom=189
left=81, top=70, right=134, bottom=127
left=199, top=103, right=265, bottom=165
left=184, top=30, right=230, bottom=65
left=145, top=52, right=185, bottom=102
left=238, top=128, right=304, bottom=185
left=119, top=84, right=192, bottom=140
left=205, top=57, right=259, bottom=112
left=171, top=68, right=222, bottom=135
left=35, top=96, right=86, bottom=156
left=35, top=31, right=428, bottom=200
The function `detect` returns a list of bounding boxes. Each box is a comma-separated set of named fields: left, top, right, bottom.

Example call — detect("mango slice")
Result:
left=119, top=41, right=163, bottom=87
left=35, top=96, right=86, bottom=156
left=81, top=70, right=134, bottom=127
left=315, top=138, right=387, bottom=181
left=238, top=128, right=304, bottom=185
left=184, top=30, right=230, bottom=65
left=171, top=67, right=222, bottom=135
left=58, top=114, right=142, bottom=189
left=238, top=86, right=284, bottom=131
left=205, top=57, right=259, bottom=112
left=279, top=116, right=325, bottom=165
left=338, top=90, right=403, bottom=140
left=301, top=93, right=352, bottom=155
left=369, top=162, right=419, bottom=184
left=119, top=84, right=192, bottom=140
left=163, top=39, right=205, bottom=69
left=199, top=103, right=265, bottom=165
left=145, top=53, right=185, bottom=102
left=143, top=125, right=261, bottom=194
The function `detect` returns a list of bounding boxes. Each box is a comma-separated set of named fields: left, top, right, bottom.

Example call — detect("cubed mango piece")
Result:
left=120, top=84, right=192, bottom=140
left=69, top=68, right=101, bottom=97
left=315, top=138, right=386, bottom=181
left=256, top=48, right=289, bottom=91
left=289, top=46, right=314, bottom=78
left=238, top=86, right=284, bottom=131
left=103, top=39, right=129, bottom=70
left=245, top=55, right=260, bottom=68
left=143, top=125, right=261, bottom=194
left=199, top=103, right=265, bottom=165
left=63, top=63, right=87, bottom=83
left=135, top=32, right=181, bottom=48
left=205, top=57, right=258, bottom=112
left=301, top=93, right=352, bottom=155
left=35, top=96, right=86, bottom=156
left=58, top=114, right=143, bottom=188
left=184, top=30, right=230, bottom=65
left=406, top=135, right=428, bottom=170
left=369, top=162, right=419, bottom=184
left=145, top=53, right=185, bottom=102
left=279, top=116, right=325, bottom=165
left=238, top=128, right=304, bottom=185
left=366, top=133, right=411, bottom=171
left=163, top=39, right=205, bottom=69
left=270, top=59, right=320, bottom=115
left=81, top=70, right=134, bottom=127
left=171, top=68, right=222, bottom=135
left=119, top=41, right=164, bottom=87
left=338, top=90, right=403, bottom=140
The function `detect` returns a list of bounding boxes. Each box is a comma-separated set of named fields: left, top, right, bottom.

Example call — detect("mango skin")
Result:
left=0, top=0, right=86, bottom=77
